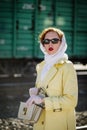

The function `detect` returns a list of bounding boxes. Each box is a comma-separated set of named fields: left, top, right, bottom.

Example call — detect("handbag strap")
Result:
left=35, top=103, right=45, bottom=109
left=38, top=87, right=48, bottom=97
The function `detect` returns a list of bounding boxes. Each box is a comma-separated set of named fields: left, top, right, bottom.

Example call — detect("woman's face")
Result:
left=43, top=31, right=61, bottom=55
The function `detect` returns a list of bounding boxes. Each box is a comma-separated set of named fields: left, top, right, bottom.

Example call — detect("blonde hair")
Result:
left=39, top=27, right=64, bottom=43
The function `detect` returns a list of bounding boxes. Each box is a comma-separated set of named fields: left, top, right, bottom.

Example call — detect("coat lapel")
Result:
left=36, top=59, right=66, bottom=89
left=41, top=66, right=58, bottom=88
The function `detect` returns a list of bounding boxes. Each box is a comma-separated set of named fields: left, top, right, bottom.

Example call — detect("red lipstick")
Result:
left=49, top=47, right=54, bottom=51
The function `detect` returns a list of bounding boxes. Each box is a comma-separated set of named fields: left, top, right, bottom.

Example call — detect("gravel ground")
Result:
left=76, top=111, right=87, bottom=126
left=0, top=111, right=87, bottom=130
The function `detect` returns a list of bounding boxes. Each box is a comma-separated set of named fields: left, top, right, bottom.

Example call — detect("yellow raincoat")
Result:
left=33, top=59, right=78, bottom=130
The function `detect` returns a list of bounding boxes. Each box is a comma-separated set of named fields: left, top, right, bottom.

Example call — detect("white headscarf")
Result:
left=40, top=34, right=68, bottom=81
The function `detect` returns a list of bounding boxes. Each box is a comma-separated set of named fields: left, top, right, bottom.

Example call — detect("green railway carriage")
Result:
left=0, top=0, right=87, bottom=75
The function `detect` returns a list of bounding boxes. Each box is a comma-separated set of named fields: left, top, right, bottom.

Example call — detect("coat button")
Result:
left=53, top=109, right=55, bottom=112
left=42, top=121, right=44, bottom=125
left=46, top=86, right=48, bottom=89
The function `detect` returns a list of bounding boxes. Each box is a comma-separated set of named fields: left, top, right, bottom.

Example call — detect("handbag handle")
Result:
left=35, top=103, right=45, bottom=109
left=38, top=87, right=48, bottom=97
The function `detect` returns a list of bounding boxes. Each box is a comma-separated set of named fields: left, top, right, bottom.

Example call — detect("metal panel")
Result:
left=0, top=0, right=13, bottom=58
left=15, top=0, right=35, bottom=58
left=0, top=0, right=87, bottom=60
left=73, top=0, right=87, bottom=58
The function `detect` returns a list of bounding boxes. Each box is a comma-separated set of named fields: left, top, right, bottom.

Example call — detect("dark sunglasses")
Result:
left=42, top=38, right=61, bottom=45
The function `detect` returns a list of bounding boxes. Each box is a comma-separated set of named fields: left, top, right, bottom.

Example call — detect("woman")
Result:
left=26, top=27, right=78, bottom=130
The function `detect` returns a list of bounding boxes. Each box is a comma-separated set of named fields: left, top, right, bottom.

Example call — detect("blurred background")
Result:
left=0, top=0, right=87, bottom=122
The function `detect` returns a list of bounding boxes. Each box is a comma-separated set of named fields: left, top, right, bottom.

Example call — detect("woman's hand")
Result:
left=29, top=87, right=38, bottom=96
left=26, top=95, right=44, bottom=107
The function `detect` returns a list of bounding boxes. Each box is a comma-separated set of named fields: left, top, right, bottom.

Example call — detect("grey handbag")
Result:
left=18, top=102, right=44, bottom=123
left=18, top=87, right=46, bottom=124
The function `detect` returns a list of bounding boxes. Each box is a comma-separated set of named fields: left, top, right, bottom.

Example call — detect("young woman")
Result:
left=26, top=27, right=78, bottom=130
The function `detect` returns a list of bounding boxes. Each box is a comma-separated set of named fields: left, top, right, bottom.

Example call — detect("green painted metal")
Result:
left=0, top=0, right=13, bottom=58
left=15, top=0, right=35, bottom=58
left=13, top=0, right=16, bottom=57
left=73, top=0, right=77, bottom=56
left=0, top=0, right=87, bottom=60
left=74, top=0, right=87, bottom=58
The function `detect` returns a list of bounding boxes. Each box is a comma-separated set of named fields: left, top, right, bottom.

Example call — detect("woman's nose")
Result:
left=49, top=42, right=53, bottom=46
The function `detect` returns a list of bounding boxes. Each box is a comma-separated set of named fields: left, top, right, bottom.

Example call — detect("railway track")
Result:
left=76, top=125, right=87, bottom=130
